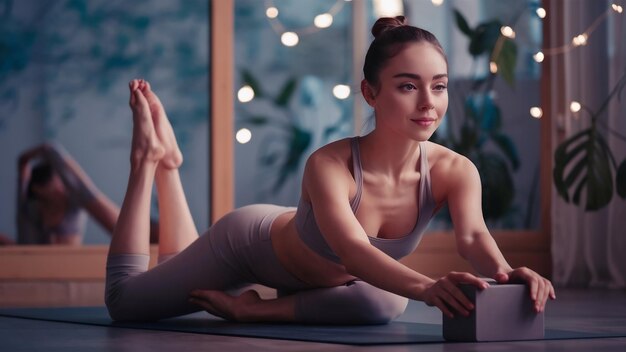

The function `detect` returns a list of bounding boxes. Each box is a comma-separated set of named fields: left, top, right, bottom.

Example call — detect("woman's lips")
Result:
left=411, top=118, right=436, bottom=127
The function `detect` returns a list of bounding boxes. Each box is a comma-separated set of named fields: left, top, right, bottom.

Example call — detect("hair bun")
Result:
left=371, top=16, right=407, bottom=38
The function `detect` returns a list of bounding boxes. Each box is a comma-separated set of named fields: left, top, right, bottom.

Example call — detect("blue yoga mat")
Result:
left=0, top=306, right=622, bottom=345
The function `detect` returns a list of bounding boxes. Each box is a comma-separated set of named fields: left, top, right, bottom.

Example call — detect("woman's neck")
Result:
left=358, top=130, right=422, bottom=179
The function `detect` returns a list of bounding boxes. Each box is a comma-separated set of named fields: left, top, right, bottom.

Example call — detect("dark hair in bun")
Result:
left=363, top=16, right=447, bottom=89
left=371, top=15, right=408, bottom=38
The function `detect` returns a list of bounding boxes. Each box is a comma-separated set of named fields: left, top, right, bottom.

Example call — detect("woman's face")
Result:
left=32, top=173, right=68, bottom=202
left=366, top=42, right=448, bottom=141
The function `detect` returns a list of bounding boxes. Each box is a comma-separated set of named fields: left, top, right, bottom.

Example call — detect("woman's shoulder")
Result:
left=425, top=141, right=478, bottom=189
left=303, top=137, right=354, bottom=183
left=302, top=137, right=356, bottom=199
left=425, top=141, right=474, bottom=169
left=307, top=137, right=354, bottom=165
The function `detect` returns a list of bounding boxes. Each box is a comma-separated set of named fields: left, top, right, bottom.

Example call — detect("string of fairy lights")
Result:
left=235, top=0, right=625, bottom=144
left=493, top=2, right=624, bottom=120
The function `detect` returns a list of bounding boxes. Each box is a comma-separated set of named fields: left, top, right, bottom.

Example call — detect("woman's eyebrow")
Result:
left=392, top=73, right=448, bottom=80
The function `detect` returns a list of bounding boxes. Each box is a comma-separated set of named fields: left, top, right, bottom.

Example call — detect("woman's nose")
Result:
left=418, top=91, right=434, bottom=111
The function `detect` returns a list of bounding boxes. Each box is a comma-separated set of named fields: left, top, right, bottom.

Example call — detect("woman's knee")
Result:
left=345, top=281, right=408, bottom=324
left=104, top=254, right=151, bottom=321
left=294, top=280, right=408, bottom=324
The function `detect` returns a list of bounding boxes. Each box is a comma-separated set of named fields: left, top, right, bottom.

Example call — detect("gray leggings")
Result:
left=105, top=204, right=408, bottom=324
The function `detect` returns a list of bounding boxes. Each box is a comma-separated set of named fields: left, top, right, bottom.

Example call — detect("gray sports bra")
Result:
left=294, top=137, right=437, bottom=263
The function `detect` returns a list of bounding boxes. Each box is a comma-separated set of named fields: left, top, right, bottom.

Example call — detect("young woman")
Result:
left=106, top=16, right=555, bottom=324
left=17, top=143, right=159, bottom=245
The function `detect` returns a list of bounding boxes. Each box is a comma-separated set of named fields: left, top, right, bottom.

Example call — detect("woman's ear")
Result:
left=361, top=80, right=376, bottom=107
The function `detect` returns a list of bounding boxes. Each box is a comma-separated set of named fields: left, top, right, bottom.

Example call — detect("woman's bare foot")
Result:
left=129, top=79, right=164, bottom=167
left=137, top=80, right=183, bottom=169
left=189, top=289, right=264, bottom=322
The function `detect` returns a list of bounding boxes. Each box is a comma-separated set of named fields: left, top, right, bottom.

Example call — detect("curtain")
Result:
left=551, top=0, right=626, bottom=288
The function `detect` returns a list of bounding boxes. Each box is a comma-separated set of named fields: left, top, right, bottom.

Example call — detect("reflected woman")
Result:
left=17, top=143, right=159, bottom=245
left=105, top=16, right=554, bottom=324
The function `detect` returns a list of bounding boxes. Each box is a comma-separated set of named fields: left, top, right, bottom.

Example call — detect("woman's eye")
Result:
left=433, top=84, right=447, bottom=91
left=400, top=84, right=417, bottom=91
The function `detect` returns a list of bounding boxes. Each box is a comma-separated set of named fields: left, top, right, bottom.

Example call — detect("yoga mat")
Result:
left=0, top=307, right=623, bottom=345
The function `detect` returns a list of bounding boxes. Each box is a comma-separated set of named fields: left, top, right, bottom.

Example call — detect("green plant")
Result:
left=432, top=9, right=521, bottom=221
left=238, top=69, right=311, bottom=192
left=553, top=70, right=626, bottom=210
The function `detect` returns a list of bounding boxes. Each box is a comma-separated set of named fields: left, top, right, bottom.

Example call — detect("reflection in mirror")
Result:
left=0, top=0, right=210, bottom=245
left=234, top=0, right=354, bottom=207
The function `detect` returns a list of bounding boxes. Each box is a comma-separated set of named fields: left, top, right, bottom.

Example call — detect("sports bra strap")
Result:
left=350, top=137, right=363, bottom=213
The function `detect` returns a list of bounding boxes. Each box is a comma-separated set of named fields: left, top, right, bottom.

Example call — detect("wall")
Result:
left=0, top=0, right=210, bottom=243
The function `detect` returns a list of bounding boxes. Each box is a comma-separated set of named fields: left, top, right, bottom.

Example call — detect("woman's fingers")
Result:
left=439, top=278, right=474, bottom=313
left=449, top=271, right=490, bottom=289
left=426, top=272, right=491, bottom=317
left=538, top=278, right=554, bottom=312
left=506, top=267, right=556, bottom=312
left=432, top=297, right=454, bottom=319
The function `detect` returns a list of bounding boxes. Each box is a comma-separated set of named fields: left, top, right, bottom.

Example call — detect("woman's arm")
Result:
left=16, top=146, right=45, bottom=244
left=304, top=149, right=486, bottom=317
left=446, top=155, right=555, bottom=312
left=39, top=143, right=121, bottom=233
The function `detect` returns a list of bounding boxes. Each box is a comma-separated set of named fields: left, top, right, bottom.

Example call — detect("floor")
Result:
left=1, top=288, right=626, bottom=351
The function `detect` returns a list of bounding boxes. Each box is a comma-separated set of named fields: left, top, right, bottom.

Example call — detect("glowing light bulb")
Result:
left=572, top=34, right=588, bottom=46
left=612, top=4, right=623, bottom=13
left=237, top=85, right=255, bottom=103
left=333, top=84, right=351, bottom=100
left=266, top=7, right=278, bottom=19
left=314, top=13, right=333, bottom=28
left=236, top=128, right=252, bottom=144
left=281, top=32, right=299, bottom=46
left=570, top=101, right=582, bottom=113
left=489, top=61, right=498, bottom=74
left=530, top=107, right=543, bottom=119
left=500, top=26, right=516, bottom=39
left=536, top=7, right=546, bottom=18
left=533, top=51, right=545, bottom=63
left=373, top=0, right=403, bottom=18
left=431, top=0, right=444, bottom=6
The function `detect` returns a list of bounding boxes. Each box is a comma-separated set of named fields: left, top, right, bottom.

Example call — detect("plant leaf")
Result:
left=491, top=133, right=520, bottom=170
left=274, top=77, right=297, bottom=107
left=241, top=69, right=264, bottom=98
left=242, top=115, right=269, bottom=126
left=495, top=38, right=517, bottom=87
left=555, top=128, right=614, bottom=210
left=475, top=153, right=514, bottom=219
left=585, top=133, right=613, bottom=210
left=480, top=94, right=501, bottom=132
left=564, top=155, right=587, bottom=190
left=553, top=128, right=590, bottom=203
left=617, top=159, right=626, bottom=198
left=453, top=9, right=473, bottom=37
left=272, top=126, right=311, bottom=191
left=459, top=123, right=478, bottom=153
left=469, top=20, right=502, bottom=57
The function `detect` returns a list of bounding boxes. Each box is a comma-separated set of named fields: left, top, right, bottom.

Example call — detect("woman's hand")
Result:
left=422, top=271, right=489, bottom=318
left=494, top=267, right=555, bottom=313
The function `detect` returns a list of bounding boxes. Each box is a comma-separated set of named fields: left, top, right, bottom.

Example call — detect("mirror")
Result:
left=0, top=0, right=211, bottom=245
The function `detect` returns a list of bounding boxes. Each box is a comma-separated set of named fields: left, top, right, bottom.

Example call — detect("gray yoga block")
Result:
left=442, top=281, right=544, bottom=342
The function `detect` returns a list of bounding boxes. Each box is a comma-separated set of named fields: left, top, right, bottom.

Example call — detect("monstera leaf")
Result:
left=553, top=127, right=617, bottom=211
left=553, top=70, right=626, bottom=211
left=475, top=152, right=515, bottom=220
left=617, top=160, right=626, bottom=198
